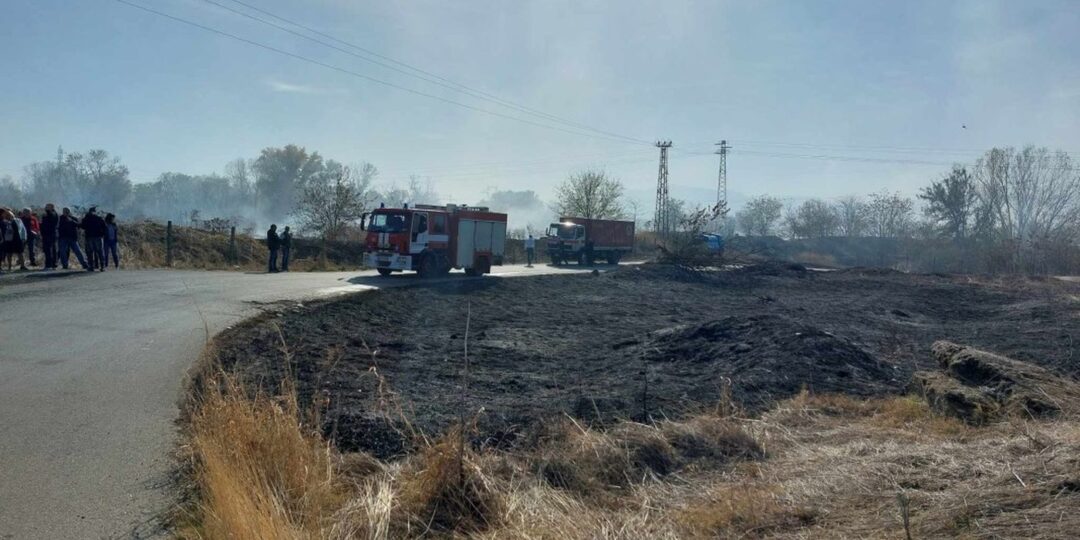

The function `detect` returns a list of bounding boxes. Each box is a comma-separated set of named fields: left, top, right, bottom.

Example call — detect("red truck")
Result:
left=361, top=203, right=507, bottom=277
left=546, top=216, right=634, bottom=265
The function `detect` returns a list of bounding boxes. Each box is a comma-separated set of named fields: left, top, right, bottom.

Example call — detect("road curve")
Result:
left=0, top=264, right=591, bottom=539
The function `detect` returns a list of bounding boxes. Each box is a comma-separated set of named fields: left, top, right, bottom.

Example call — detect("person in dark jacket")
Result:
left=104, top=213, right=120, bottom=269
left=40, top=203, right=59, bottom=269
left=20, top=208, right=40, bottom=267
left=58, top=207, right=89, bottom=270
left=280, top=226, right=292, bottom=272
left=2, top=207, right=27, bottom=271
left=266, top=224, right=280, bottom=273
left=80, top=207, right=107, bottom=272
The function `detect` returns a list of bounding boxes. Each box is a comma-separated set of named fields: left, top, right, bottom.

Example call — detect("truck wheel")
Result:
left=464, top=268, right=479, bottom=277
left=377, top=268, right=393, bottom=276
left=417, top=255, right=436, bottom=278
left=606, top=252, right=621, bottom=265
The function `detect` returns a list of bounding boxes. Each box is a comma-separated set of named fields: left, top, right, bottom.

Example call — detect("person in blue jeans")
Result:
left=58, top=207, right=89, bottom=270
left=80, top=207, right=107, bottom=272
left=104, top=213, right=120, bottom=269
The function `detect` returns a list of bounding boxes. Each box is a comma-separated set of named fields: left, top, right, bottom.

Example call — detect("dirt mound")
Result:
left=912, top=341, right=1080, bottom=424
left=638, top=315, right=901, bottom=412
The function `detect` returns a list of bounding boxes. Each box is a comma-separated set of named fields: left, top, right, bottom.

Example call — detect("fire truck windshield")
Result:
left=369, top=212, right=408, bottom=233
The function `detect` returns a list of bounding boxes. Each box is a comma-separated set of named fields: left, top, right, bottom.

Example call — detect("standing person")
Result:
left=525, top=234, right=536, bottom=267
left=103, top=213, right=120, bottom=269
left=0, top=208, right=15, bottom=272
left=58, top=207, right=89, bottom=270
left=280, top=226, right=292, bottom=272
left=81, top=207, right=107, bottom=272
left=1, top=208, right=26, bottom=271
left=40, top=204, right=59, bottom=270
left=20, top=208, right=40, bottom=267
left=266, top=224, right=280, bottom=273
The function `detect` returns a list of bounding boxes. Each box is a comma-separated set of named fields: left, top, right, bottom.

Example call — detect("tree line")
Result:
left=732, top=147, right=1079, bottom=274
left=1, top=144, right=443, bottom=236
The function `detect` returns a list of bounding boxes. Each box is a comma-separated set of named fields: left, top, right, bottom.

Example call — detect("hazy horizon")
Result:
left=3, top=0, right=1079, bottom=207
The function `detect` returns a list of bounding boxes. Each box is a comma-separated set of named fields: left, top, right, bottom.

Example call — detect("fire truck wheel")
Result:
left=377, top=268, right=393, bottom=276
left=417, top=255, right=437, bottom=278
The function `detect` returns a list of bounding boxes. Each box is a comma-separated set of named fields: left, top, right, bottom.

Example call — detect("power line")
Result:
left=379, top=155, right=659, bottom=184
left=206, top=0, right=652, bottom=146
left=113, top=0, right=650, bottom=147
left=377, top=150, right=649, bottom=176
left=731, top=139, right=984, bottom=155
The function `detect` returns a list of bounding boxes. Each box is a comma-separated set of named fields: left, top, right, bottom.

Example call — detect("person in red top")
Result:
left=20, top=208, right=40, bottom=267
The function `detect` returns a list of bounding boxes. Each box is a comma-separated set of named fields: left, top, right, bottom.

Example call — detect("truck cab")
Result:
left=546, top=221, right=586, bottom=264
left=546, top=217, right=634, bottom=265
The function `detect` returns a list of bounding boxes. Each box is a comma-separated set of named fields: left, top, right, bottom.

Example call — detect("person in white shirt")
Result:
left=525, top=234, right=536, bottom=267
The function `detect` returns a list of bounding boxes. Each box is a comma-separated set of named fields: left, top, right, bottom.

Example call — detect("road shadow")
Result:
left=1, top=269, right=88, bottom=283
left=345, top=272, right=502, bottom=295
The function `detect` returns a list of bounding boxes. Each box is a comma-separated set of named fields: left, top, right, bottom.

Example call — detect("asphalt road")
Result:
left=0, top=264, right=587, bottom=539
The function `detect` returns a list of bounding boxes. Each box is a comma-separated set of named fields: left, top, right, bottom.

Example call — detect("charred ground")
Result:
left=209, top=263, right=1080, bottom=458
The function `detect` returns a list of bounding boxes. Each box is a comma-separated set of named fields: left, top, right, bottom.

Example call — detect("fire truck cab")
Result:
left=361, top=203, right=507, bottom=277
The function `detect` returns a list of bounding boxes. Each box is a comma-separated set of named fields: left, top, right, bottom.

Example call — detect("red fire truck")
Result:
left=361, top=204, right=508, bottom=277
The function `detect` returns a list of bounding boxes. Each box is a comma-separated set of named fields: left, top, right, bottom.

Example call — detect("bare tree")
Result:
left=736, top=195, right=783, bottom=236
left=919, top=165, right=977, bottom=239
left=785, top=198, right=839, bottom=239
left=866, top=191, right=914, bottom=238
left=974, top=146, right=1080, bottom=245
left=554, top=169, right=626, bottom=219
left=0, top=175, right=24, bottom=208
left=834, top=195, right=869, bottom=237
left=293, top=162, right=374, bottom=241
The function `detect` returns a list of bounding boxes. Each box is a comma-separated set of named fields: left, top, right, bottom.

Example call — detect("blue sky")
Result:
left=2, top=0, right=1078, bottom=208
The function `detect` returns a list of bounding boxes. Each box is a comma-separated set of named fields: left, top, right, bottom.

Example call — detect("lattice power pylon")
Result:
left=654, top=140, right=672, bottom=236
left=715, top=139, right=731, bottom=209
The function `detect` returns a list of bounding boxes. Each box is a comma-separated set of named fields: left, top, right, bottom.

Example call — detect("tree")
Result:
left=0, top=175, right=24, bottom=208
left=293, top=161, right=374, bottom=241
left=553, top=169, right=625, bottom=219
left=736, top=195, right=783, bottom=236
left=866, top=191, right=914, bottom=238
left=253, top=145, right=324, bottom=219
left=656, top=198, right=688, bottom=231
left=785, top=198, right=839, bottom=238
left=919, top=165, right=977, bottom=239
left=23, top=148, right=131, bottom=209
left=375, top=174, right=437, bottom=209
left=973, top=146, right=1080, bottom=245
left=834, top=195, right=869, bottom=237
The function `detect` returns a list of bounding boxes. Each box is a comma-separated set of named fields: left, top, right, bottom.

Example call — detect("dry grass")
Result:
left=176, top=375, right=1080, bottom=539
left=177, top=373, right=343, bottom=539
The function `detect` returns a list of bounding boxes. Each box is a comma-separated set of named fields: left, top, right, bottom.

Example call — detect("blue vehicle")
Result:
left=699, top=233, right=725, bottom=256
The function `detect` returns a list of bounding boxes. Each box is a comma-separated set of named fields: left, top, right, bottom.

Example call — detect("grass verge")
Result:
left=175, top=369, right=1080, bottom=539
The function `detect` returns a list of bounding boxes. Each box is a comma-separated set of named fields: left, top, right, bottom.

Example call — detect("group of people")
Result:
left=0, top=205, right=120, bottom=274
left=265, top=224, right=293, bottom=273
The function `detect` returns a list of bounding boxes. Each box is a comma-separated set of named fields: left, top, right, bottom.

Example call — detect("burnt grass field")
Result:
left=210, top=262, right=1080, bottom=458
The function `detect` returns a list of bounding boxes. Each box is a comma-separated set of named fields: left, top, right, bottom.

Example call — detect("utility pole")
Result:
left=654, top=140, right=672, bottom=237
left=714, top=140, right=731, bottom=209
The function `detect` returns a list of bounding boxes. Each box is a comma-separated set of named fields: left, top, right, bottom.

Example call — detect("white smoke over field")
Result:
left=476, top=189, right=554, bottom=234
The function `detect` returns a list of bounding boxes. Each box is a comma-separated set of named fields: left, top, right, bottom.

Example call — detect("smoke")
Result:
left=476, top=189, right=553, bottom=234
